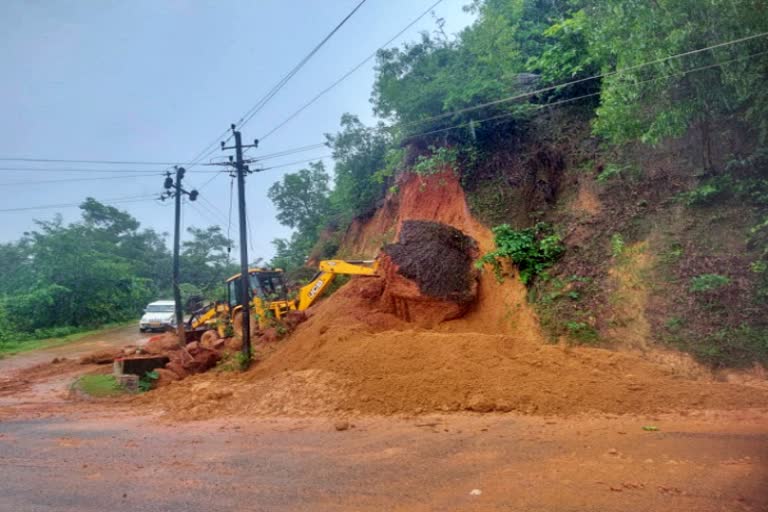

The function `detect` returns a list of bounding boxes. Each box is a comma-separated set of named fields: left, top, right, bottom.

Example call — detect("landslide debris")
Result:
left=139, top=172, right=768, bottom=421
left=382, top=220, right=478, bottom=302
left=141, top=279, right=768, bottom=420
left=378, top=221, right=479, bottom=326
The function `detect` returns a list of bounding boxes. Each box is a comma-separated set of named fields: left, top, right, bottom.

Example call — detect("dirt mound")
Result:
left=140, top=369, right=348, bottom=420
left=377, top=220, right=479, bottom=327
left=142, top=278, right=768, bottom=419
left=383, top=220, right=478, bottom=302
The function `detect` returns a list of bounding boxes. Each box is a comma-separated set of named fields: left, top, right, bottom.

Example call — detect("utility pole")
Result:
left=222, top=125, right=258, bottom=369
left=160, top=166, right=198, bottom=346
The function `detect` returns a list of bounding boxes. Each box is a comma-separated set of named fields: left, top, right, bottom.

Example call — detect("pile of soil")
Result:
left=383, top=220, right=478, bottom=302
left=142, top=278, right=768, bottom=420
left=377, top=220, right=479, bottom=326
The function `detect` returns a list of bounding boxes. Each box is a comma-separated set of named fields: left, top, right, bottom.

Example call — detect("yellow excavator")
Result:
left=185, top=259, right=378, bottom=339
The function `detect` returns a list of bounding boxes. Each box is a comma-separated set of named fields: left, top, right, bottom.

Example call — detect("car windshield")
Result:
left=146, top=305, right=174, bottom=313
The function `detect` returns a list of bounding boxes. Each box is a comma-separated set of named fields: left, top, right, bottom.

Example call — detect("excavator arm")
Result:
left=295, top=259, right=378, bottom=311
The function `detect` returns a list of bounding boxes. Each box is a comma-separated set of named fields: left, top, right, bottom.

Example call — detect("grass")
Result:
left=72, top=375, right=124, bottom=397
left=0, top=321, right=135, bottom=358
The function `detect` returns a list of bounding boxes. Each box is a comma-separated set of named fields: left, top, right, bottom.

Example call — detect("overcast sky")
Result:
left=0, top=0, right=475, bottom=258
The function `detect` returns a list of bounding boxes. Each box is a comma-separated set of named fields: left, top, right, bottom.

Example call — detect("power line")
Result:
left=260, top=0, right=445, bottom=141
left=377, top=30, right=768, bottom=136
left=0, top=167, right=167, bottom=174
left=173, top=1, right=367, bottom=177
left=0, top=195, right=158, bottom=214
left=259, top=155, right=334, bottom=171
left=245, top=143, right=327, bottom=162
left=401, top=47, right=768, bottom=141
left=0, top=173, right=163, bottom=187
left=243, top=30, right=768, bottom=168
left=237, top=0, right=369, bottom=132
left=0, top=157, right=194, bottom=166
left=196, top=169, right=227, bottom=191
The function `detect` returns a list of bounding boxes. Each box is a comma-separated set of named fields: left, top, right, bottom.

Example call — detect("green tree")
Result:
left=180, top=226, right=235, bottom=297
left=267, top=161, right=331, bottom=270
left=267, top=161, right=330, bottom=233
left=581, top=0, right=768, bottom=158
left=326, top=114, right=391, bottom=222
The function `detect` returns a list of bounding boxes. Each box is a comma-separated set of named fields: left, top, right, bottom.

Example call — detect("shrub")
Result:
left=476, top=223, right=565, bottom=285
left=412, top=146, right=459, bottom=176
left=689, top=274, right=730, bottom=293
left=610, top=233, right=625, bottom=258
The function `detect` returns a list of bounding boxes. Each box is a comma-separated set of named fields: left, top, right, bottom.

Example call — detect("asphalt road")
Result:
left=0, top=410, right=766, bottom=511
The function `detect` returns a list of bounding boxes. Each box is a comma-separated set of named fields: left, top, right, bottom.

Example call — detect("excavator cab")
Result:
left=226, top=268, right=293, bottom=328
left=226, top=269, right=288, bottom=307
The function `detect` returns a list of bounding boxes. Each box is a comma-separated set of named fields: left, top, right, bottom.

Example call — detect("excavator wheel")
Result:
left=232, top=310, right=258, bottom=340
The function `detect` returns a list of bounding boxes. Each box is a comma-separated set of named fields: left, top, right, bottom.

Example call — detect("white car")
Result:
left=139, top=300, right=177, bottom=332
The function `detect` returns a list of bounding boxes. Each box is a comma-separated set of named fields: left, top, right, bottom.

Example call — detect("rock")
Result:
left=466, top=395, right=495, bottom=413
left=185, top=348, right=220, bottom=373
left=165, top=361, right=189, bottom=379
left=186, top=341, right=200, bottom=353
left=199, top=330, right=220, bottom=350
left=334, top=420, right=350, bottom=431
left=469, top=489, right=482, bottom=496
left=608, top=448, right=619, bottom=456
left=223, top=337, right=243, bottom=353
left=143, top=335, right=181, bottom=355
left=79, top=348, right=124, bottom=365
left=153, top=368, right=181, bottom=388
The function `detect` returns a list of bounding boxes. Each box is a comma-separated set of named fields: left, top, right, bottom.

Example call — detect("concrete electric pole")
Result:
left=221, top=125, right=258, bottom=369
left=160, top=166, right=198, bottom=346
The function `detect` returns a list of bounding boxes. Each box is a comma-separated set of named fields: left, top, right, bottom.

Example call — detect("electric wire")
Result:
left=400, top=47, right=768, bottom=141
left=0, top=195, right=159, bottom=213
left=176, top=1, right=367, bottom=174
left=375, top=30, right=768, bottom=136
left=0, top=167, right=169, bottom=174
left=0, top=173, right=164, bottom=187
left=237, top=0, right=368, bottom=133
left=0, top=157, right=195, bottom=166
left=4, top=30, right=764, bottom=180
left=240, top=30, right=768, bottom=165
left=259, top=0, right=445, bottom=141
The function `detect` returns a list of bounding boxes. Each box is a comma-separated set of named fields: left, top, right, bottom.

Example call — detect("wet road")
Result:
left=1, top=409, right=766, bottom=511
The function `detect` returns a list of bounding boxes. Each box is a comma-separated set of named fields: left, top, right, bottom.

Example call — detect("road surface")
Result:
left=0, top=409, right=766, bottom=511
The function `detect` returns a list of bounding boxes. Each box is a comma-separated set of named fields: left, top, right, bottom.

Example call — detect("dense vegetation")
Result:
left=270, top=0, right=768, bottom=268
left=0, top=199, right=235, bottom=346
left=268, top=0, right=768, bottom=365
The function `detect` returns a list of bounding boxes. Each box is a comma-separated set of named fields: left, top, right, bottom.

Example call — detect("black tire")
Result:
left=139, top=328, right=147, bottom=333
